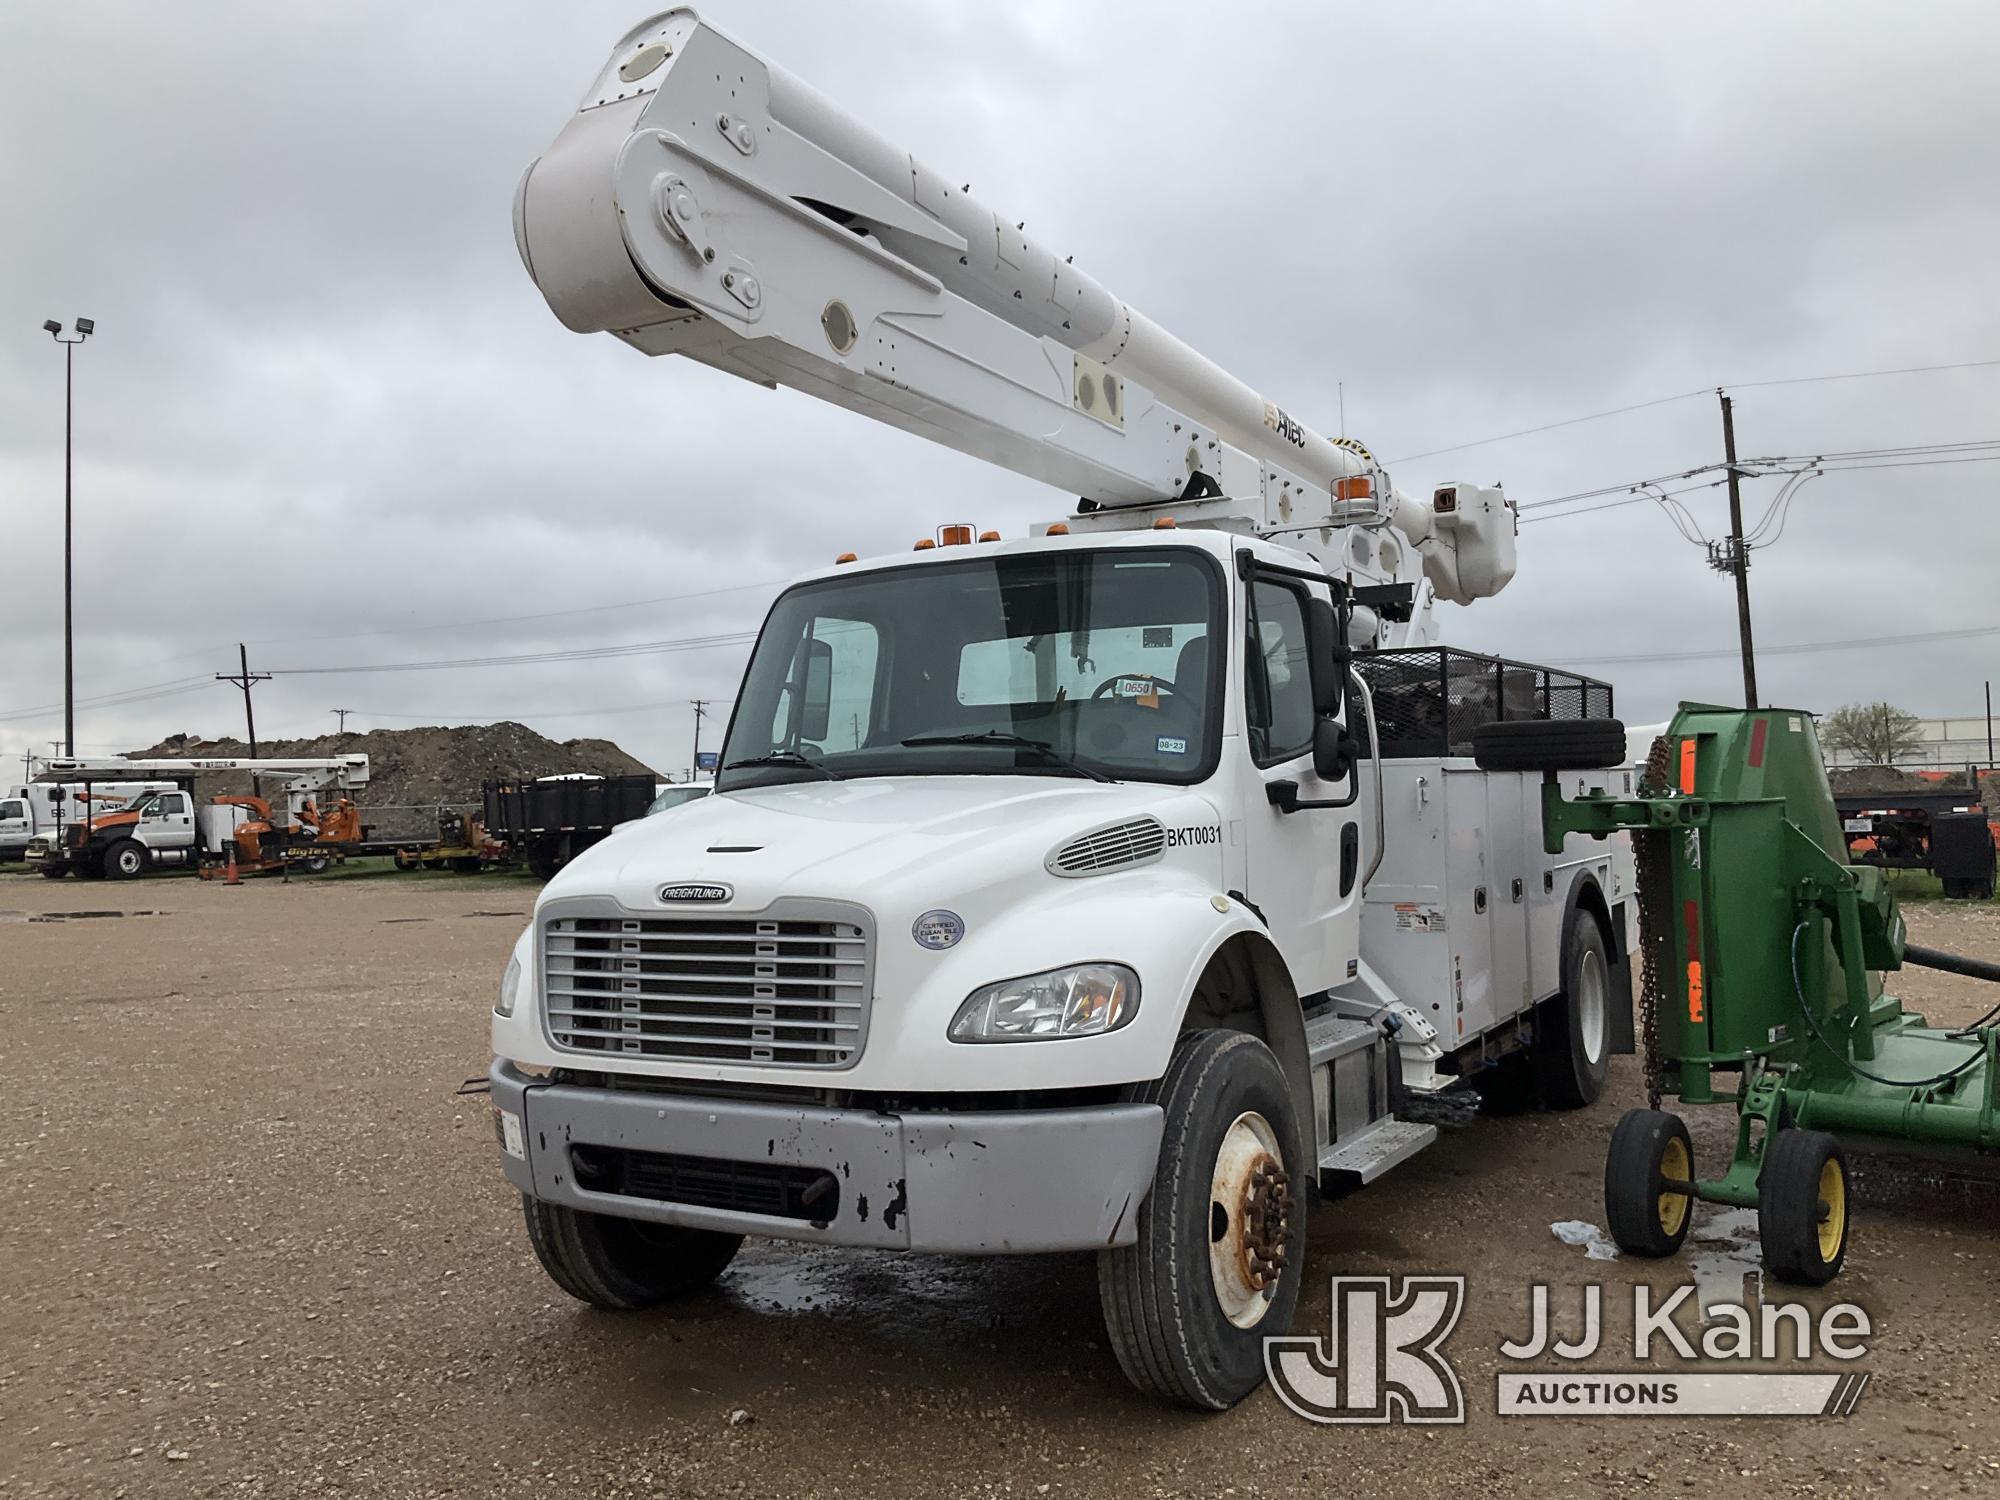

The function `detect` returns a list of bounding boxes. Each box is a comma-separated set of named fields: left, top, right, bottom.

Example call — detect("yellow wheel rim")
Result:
left=1816, top=1157, right=1847, bottom=1262
left=1658, top=1137, right=1691, bottom=1237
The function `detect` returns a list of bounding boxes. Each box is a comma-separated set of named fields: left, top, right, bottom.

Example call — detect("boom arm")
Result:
left=37, top=756, right=371, bottom=795
left=515, top=8, right=1517, bottom=634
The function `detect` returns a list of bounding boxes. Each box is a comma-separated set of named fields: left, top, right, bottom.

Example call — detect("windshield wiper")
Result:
left=721, top=749, right=842, bottom=781
left=898, top=731, right=1115, bottom=783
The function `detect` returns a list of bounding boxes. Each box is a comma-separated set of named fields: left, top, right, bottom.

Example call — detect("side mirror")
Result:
left=1305, top=597, right=1344, bottom=718
left=797, top=637, right=834, bottom=742
left=1312, top=716, right=1357, bottom=783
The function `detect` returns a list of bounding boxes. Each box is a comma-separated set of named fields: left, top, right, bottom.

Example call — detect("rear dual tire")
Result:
left=1535, top=916, right=1614, bottom=1108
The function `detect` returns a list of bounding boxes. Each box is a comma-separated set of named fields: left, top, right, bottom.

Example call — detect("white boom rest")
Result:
left=515, top=7, right=1515, bottom=624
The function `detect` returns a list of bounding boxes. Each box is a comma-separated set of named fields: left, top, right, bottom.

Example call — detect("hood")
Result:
left=542, top=774, right=1220, bottom=913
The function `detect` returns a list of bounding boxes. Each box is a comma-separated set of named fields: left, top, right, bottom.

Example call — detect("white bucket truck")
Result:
left=492, top=8, right=1637, bottom=1409
left=0, top=778, right=176, bottom=864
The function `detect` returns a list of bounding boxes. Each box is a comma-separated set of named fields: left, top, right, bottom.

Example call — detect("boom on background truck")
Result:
left=27, top=755, right=371, bottom=879
left=489, top=7, right=1639, bottom=1409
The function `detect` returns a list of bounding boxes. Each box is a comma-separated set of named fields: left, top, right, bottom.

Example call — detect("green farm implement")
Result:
left=1518, top=704, right=2000, bottom=1285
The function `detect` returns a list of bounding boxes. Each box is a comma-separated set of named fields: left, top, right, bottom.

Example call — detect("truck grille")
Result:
left=541, top=903, right=871, bottom=1069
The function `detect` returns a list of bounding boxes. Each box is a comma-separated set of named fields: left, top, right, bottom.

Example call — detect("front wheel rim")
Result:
left=1207, top=1110, right=1291, bottom=1330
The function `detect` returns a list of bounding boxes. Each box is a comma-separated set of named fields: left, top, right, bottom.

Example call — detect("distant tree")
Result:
left=1820, top=701, right=1925, bottom=765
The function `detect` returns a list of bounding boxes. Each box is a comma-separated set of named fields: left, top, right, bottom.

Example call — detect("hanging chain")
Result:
left=1634, top=735, right=1675, bottom=1113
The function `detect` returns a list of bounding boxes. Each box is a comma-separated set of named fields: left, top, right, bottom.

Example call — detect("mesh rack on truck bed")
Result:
left=1352, top=647, right=1614, bottom=759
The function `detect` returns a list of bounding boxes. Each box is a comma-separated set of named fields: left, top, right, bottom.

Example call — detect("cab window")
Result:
left=1245, top=579, right=1316, bottom=766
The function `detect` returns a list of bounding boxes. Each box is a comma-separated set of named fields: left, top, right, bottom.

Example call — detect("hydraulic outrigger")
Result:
left=1532, top=703, right=2000, bottom=1284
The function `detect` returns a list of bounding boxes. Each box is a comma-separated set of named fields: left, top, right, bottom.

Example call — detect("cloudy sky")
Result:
left=4, top=0, right=1997, bottom=780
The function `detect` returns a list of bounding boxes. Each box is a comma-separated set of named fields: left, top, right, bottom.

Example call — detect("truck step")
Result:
left=1303, top=1012, right=1378, bottom=1065
left=1318, top=1119, right=1437, bottom=1186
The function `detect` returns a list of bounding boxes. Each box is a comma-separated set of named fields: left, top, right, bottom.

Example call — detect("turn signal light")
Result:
left=835, top=552, right=857, bottom=564
left=1152, top=516, right=1178, bottom=529
left=978, top=530, right=1001, bottom=543
left=1046, top=522, right=1070, bottom=535
left=914, top=538, right=936, bottom=550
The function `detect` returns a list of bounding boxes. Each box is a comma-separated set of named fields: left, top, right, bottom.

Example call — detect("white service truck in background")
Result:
left=491, top=7, right=1637, bottom=1409
left=0, top=780, right=176, bottom=863
left=26, top=756, right=371, bottom=878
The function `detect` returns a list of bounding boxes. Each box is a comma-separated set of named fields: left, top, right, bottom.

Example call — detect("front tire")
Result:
left=522, top=1197, right=741, bottom=1309
left=1098, top=1029, right=1308, bottom=1410
left=1534, top=915, right=1614, bottom=1108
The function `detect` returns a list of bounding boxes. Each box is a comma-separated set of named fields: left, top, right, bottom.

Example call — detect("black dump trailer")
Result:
left=483, top=773, right=655, bottom=879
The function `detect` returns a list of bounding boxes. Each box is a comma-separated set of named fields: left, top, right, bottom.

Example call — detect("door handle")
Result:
left=1511, top=878, right=1524, bottom=903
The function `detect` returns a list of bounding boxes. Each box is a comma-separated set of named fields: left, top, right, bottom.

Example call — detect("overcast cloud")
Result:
left=4, top=0, right=1998, bottom=778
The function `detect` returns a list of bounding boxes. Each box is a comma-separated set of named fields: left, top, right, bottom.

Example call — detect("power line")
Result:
left=352, top=697, right=736, bottom=722
left=1386, top=389, right=1711, bottom=464
left=1385, top=357, right=2000, bottom=466
left=233, top=577, right=789, bottom=652
left=265, top=627, right=760, bottom=677
left=0, top=676, right=215, bottom=723
left=1563, top=621, right=2000, bottom=667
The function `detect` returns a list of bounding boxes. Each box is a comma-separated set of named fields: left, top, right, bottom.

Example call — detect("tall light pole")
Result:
left=43, top=317, right=95, bottom=756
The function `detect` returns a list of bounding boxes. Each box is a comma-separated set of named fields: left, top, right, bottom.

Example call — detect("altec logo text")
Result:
left=1267, top=1278, right=1873, bottom=1425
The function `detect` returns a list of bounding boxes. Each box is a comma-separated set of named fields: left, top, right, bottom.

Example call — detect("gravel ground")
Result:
left=1, top=872, right=1997, bottom=1498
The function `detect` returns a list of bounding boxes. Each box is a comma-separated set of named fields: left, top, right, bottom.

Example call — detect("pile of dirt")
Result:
left=130, top=723, right=659, bottom=840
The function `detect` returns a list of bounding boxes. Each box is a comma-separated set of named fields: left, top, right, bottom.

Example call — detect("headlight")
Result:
left=496, top=954, right=523, bottom=1018
left=949, top=963, right=1139, bottom=1043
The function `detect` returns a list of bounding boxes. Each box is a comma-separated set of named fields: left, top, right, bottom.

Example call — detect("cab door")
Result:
left=144, top=791, right=196, bottom=851
left=1236, top=566, right=1360, bottom=997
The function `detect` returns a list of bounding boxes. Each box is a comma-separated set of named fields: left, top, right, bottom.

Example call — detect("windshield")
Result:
left=720, top=547, right=1223, bottom=789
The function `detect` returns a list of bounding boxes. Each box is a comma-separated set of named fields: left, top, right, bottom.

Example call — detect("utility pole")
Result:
left=1717, top=390, right=1758, bottom=709
left=217, top=644, right=272, bottom=756
left=1986, top=679, right=1993, bottom=770
left=43, top=318, right=94, bottom=755
left=332, top=708, right=352, bottom=734
left=688, top=699, right=710, bottom=781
